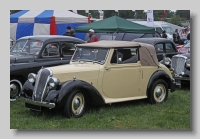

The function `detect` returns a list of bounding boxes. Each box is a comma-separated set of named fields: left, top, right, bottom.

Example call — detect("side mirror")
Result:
left=118, top=58, right=122, bottom=64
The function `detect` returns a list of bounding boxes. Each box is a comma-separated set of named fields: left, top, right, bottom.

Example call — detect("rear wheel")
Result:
left=63, top=89, right=86, bottom=118
left=148, top=79, right=168, bottom=104
left=10, top=79, right=23, bottom=101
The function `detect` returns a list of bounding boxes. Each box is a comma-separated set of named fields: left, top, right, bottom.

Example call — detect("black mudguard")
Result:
left=21, top=80, right=34, bottom=98
left=147, top=70, right=175, bottom=96
left=45, top=80, right=105, bottom=108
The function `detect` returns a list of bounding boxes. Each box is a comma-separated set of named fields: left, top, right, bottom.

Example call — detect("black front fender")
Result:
left=147, top=70, right=175, bottom=96
left=45, top=80, right=105, bottom=108
left=21, top=80, right=34, bottom=98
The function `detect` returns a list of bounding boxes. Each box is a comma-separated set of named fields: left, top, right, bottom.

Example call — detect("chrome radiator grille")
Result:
left=33, top=69, right=51, bottom=101
left=171, top=57, right=185, bottom=76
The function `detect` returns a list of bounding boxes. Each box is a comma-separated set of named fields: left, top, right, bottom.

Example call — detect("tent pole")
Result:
left=112, top=30, right=118, bottom=40
left=121, top=33, right=126, bottom=41
left=112, top=33, right=113, bottom=40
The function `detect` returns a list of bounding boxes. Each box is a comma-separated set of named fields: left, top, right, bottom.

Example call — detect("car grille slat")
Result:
left=171, top=57, right=185, bottom=76
left=33, top=69, right=51, bottom=101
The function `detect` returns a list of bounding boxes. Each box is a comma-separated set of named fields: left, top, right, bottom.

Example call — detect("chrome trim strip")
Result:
left=33, top=68, right=53, bottom=102
left=40, top=68, right=53, bottom=101
left=17, top=96, right=55, bottom=109
left=32, top=69, right=43, bottom=100
left=173, top=77, right=190, bottom=81
left=173, top=54, right=188, bottom=59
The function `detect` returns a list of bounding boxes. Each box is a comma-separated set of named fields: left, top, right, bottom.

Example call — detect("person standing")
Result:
left=63, top=26, right=71, bottom=36
left=87, top=29, right=98, bottom=43
left=187, top=31, right=190, bottom=41
left=69, top=29, right=76, bottom=37
left=161, top=30, right=167, bottom=38
left=173, top=29, right=181, bottom=44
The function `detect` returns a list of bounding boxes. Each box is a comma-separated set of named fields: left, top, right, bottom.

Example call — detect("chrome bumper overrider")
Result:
left=16, top=96, right=55, bottom=109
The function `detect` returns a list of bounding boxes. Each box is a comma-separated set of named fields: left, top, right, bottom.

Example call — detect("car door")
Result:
left=102, top=48, right=141, bottom=98
left=37, top=42, right=64, bottom=68
left=154, top=43, right=165, bottom=61
left=59, top=42, right=77, bottom=65
left=164, top=42, right=178, bottom=59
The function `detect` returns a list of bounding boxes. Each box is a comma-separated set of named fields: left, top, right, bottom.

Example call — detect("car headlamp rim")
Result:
left=48, top=77, right=60, bottom=88
left=186, top=59, right=190, bottom=67
left=28, top=73, right=36, bottom=83
left=164, top=57, right=171, bottom=65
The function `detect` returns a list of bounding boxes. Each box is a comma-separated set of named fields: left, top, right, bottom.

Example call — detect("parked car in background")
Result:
left=17, top=40, right=175, bottom=118
left=175, top=37, right=189, bottom=50
left=177, top=41, right=190, bottom=54
left=10, top=35, right=85, bottom=101
left=133, top=38, right=181, bottom=61
left=129, top=20, right=184, bottom=41
left=162, top=41, right=190, bottom=87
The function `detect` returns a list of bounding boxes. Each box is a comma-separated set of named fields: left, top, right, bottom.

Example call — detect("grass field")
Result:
left=10, top=88, right=190, bottom=130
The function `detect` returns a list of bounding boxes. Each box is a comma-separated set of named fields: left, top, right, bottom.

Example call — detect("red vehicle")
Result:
left=178, top=41, right=190, bottom=54
left=176, top=44, right=184, bottom=50
left=175, top=39, right=189, bottom=50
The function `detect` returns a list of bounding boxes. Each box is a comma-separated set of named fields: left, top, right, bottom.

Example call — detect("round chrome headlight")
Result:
left=164, top=57, right=171, bottom=65
left=186, top=59, right=190, bottom=67
left=48, top=77, right=60, bottom=88
left=28, top=73, right=36, bottom=83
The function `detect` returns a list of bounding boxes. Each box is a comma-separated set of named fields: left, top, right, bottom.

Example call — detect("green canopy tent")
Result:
left=75, top=16, right=155, bottom=34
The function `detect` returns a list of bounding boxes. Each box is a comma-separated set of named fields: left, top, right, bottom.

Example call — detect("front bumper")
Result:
left=173, top=76, right=190, bottom=86
left=16, top=96, right=55, bottom=111
left=173, top=76, right=190, bottom=81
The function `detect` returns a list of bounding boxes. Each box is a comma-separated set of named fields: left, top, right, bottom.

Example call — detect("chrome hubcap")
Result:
left=10, top=83, right=19, bottom=98
left=72, top=93, right=85, bottom=115
left=154, top=84, right=166, bottom=103
left=156, top=88, right=162, bottom=98
left=73, top=98, right=80, bottom=110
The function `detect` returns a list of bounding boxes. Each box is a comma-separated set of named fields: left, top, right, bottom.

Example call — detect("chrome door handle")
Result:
left=105, top=67, right=110, bottom=70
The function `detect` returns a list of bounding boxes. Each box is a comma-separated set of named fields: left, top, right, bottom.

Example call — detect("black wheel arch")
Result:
left=10, top=75, right=27, bottom=84
left=51, top=80, right=105, bottom=108
left=147, top=70, right=174, bottom=97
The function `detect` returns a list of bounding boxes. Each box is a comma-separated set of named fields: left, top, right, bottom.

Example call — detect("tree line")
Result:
left=10, top=10, right=190, bottom=25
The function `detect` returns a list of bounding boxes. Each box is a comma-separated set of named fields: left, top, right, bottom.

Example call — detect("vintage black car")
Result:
left=164, top=41, right=190, bottom=87
left=133, top=38, right=181, bottom=61
left=10, top=35, right=85, bottom=100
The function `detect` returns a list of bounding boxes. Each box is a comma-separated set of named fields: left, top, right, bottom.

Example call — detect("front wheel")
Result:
left=10, top=79, right=23, bottom=101
left=148, top=79, right=168, bottom=104
left=63, top=89, right=86, bottom=118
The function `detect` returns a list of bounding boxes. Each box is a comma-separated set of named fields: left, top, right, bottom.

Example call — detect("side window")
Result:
left=155, top=43, right=164, bottom=53
left=61, top=42, right=76, bottom=56
left=110, top=48, right=138, bottom=64
left=29, top=41, right=42, bottom=55
left=165, top=43, right=175, bottom=52
left=42, top=43, right=59, bottom=57
left=155, top=27, right=163, bottom=34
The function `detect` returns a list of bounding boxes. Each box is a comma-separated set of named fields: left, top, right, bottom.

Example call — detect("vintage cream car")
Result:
left=17, top=40, right=175, bottom=118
